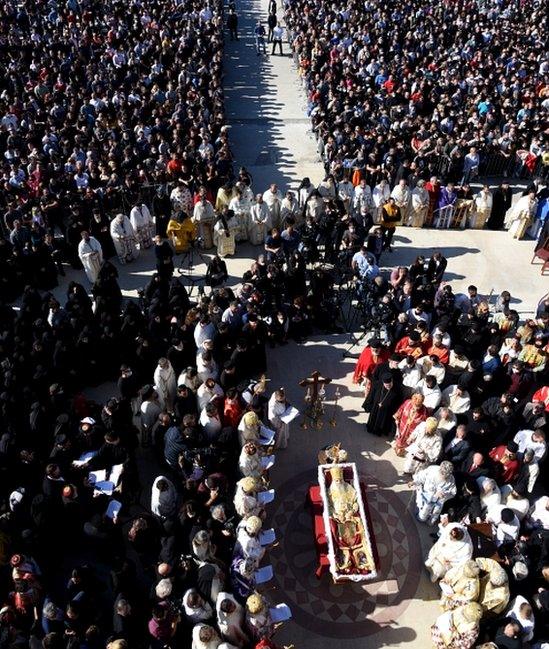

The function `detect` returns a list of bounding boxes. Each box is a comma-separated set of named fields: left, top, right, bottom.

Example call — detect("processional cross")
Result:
left=299, top=370, right=332, bottom=429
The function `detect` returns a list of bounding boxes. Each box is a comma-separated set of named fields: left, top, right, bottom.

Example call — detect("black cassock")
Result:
left=362, top=382, right=400, bottom=436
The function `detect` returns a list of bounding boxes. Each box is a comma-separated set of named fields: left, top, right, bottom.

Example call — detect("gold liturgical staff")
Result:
left=299, top=370, right=331, bottom=429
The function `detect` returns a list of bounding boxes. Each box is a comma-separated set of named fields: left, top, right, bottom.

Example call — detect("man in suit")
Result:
left=442, top=425, right=471, bottom=466
left=460, top=451, right=491, bottom=481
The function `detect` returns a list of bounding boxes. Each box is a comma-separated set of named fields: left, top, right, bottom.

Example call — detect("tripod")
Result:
left=177, top=242, right=209, bottom=297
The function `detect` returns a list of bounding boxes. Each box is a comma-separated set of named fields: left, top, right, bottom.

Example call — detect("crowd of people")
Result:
left=0, top=0, right=304, bottom=648
left=0, top=0, right=235, bottom=301
left=1, top=0, right=549, bottom=647
left=353, top=252, right=549, bottom=647
left=284, top=0, right=548, bottom=233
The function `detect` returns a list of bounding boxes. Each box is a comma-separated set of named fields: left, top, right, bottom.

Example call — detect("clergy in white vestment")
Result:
left=262, top=183, right=283, bottom=229
left=110, top=213, right=139, bottom=264
left=390, top=179, right=411, bottom=224
left=130, top=202, right=155, bottom=248
left=248, top=196, right=271, bottom=245
left=78, top=231, right=103, bottom=283
left=267, top=388, right=291, bottom=449
left=192, top=196, right=216, bottom=249
left=216, top=592, right=249, bottom=647
left=191, top=623, right=224, bottom=649
left=425, top=522, right=473, bottom=581
left=153, top=358, right=177, bottom=412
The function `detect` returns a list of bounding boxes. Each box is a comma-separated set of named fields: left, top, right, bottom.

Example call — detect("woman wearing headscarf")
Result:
left=151, top=476, right=178, bottom=522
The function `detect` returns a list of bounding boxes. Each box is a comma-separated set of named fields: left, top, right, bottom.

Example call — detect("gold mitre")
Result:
left=329, top=465, right=344, bottom=480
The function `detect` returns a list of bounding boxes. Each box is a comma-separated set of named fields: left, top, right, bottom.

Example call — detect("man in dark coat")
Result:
left=363, top=373, right=401, bottom=436
left=486, top=182, right=513, bottom=230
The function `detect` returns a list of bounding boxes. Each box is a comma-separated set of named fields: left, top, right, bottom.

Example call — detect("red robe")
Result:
left=394, top=400, right=428, bottom=452
left=394, top=337, right=424, bottom=359
left=488, top=445, right=520, bottom=484
left=353, top=347, right=389, bottom=384
left=223, top=399, right=243, bottom=429
left=532, top=386, right=549, bottom=412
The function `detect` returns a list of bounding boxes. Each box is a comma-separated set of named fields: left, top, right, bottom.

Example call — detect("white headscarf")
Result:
left=151, top=475, right=178, bottom=519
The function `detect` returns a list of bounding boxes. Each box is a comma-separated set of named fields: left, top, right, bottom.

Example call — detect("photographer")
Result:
left=352, top=246, right=380, bottom=282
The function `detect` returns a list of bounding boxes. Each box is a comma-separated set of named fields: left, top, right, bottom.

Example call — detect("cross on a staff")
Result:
left=299, top=370, right=332, bottom=402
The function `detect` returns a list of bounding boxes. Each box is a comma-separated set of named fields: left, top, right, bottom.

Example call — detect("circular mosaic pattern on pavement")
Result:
left=268, top=469, right=423, bottom=638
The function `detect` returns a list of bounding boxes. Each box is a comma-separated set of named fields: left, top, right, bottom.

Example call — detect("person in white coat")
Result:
left=262, top=183, right=283, bottom=229
left=191, top=623, right=224, bottom=649
left=267, top=388, right=290, bottom=449
left=216, top=592, right=249, bottom=647
left=505, top=190, right=537, bottom=239
left=153, top=358, right=177, bottom=412
left=192, top=195, right=216, bottom=249
left=248, top=195, right=271, bottom=245
left=78, top=231, right=103, bottom=284
left=425, top=522, right=473, bottom=581
left=391, top=179, right=412, bottom=225
left=110, top=213, right=139, bottom=264
left=403, top=416, right=443, bottom=474
left=130, top=202, right=155, bottom=248
left=234, top=515, right=265, bottom=563
left=337, top=177, right=355, bottom=214
left=151, top=475, right=178, bottom=520
left=372, top=179, right=391, bottom=223
left=353, top=179, right=374, bottom=220
left=228, top=185, right=252, bottom=242
left=471, top=185, right=493, bottom=229
left=280, top=191, right=302, bottom=226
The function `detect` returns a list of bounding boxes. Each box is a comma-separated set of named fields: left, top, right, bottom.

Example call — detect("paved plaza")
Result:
left=51, top=1, right=547, bottom=646
left=37, top=1, right=547, bottom=647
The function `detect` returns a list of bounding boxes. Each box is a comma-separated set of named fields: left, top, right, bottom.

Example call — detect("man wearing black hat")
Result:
left=489, top=440, right=521, bottom=484
left=363, top=372, right=401, bottom=436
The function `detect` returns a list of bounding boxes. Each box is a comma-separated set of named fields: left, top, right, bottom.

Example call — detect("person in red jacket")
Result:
left=489, top=440, right=521, bottom=484
left=353, top=338, right=389, bottom=392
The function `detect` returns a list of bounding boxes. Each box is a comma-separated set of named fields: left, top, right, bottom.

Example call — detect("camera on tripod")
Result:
left=190, top=235, right=205, bottom=249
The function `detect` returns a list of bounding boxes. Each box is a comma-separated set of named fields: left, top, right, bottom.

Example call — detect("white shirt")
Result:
left=513, top=430, right=546, bottom=463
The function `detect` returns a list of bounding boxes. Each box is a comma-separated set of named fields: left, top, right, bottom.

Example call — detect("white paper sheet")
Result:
left=259, top=528, right=276, bottom=546
left=280, top=406, right=300, bottom=424
left=109, top=463, right=124, bottom=486
left=257, top=489, right=275, bottom=505
left=88, top=470, right=106, bottom=484
left=254, top=565, right=273, bottom=584
left=270, top=603, right=292, bottom=623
